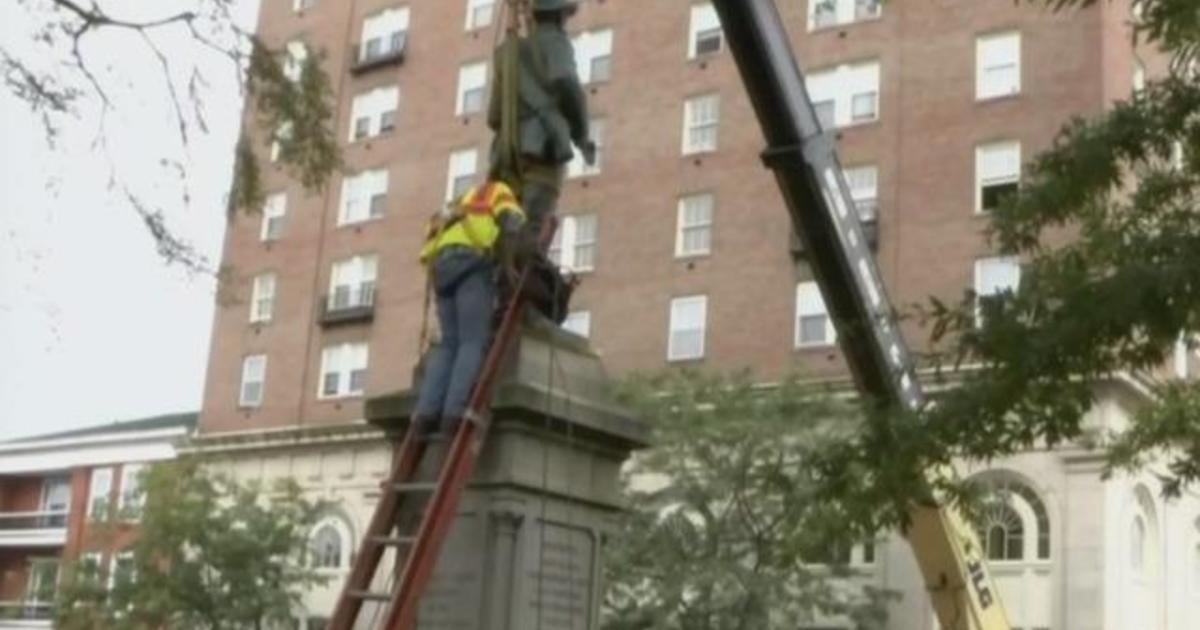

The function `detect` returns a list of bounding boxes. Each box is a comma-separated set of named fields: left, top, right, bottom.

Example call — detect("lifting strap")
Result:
left=493, top=0, right=528, bottom=195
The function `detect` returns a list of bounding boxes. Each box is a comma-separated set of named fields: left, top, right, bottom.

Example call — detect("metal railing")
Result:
left=0, top=510, right=69, bottom=531
left=0, top=600, right=53, bottom=622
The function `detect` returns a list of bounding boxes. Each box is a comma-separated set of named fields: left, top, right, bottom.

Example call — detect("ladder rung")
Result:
left=393, top=481, right=438, bottom=493
left=349, top=590, right=391, bottom=602
left=371, top=535, right=416, bottom=547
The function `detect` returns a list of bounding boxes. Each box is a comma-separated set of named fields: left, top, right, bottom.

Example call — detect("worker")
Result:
left=488, top=0, right=595, bottom=239
left=413, top=180, right=525, bottom=436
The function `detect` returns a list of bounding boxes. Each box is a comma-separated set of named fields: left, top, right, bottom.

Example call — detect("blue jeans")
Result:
left=414, top=249, right=496, bottom=433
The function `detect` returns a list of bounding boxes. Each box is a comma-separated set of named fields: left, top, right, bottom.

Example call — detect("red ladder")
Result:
left=328, top=219, right=556, bottom=630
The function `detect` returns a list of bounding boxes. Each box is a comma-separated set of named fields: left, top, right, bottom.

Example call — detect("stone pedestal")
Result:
left=365, top=321, right=649, bottom=630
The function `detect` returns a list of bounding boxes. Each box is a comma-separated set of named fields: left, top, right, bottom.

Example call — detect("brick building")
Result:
left=0, top=414, right=195, bottom=627
left=197, top=1, right=1200, bottom=628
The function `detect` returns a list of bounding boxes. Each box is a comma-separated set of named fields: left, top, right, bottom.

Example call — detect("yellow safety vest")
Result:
left=419, top=182, right=525, bottom=265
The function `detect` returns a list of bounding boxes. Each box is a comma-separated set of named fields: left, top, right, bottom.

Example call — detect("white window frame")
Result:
left=668, top=296, right=708, bottom=362
left=348, top=86, right=400, bottom=142
left=682, top=93, right=721, bottom=155
left=807, top=0, right=882, bottom=31
left=465, top=0, right=496, bottom=31
left=562, top=311, right=592, bottom=338
left=240, top=354, right=267, bottom=408
left=319, top=343, right=370, bottom=399
left=676, top=193, right=715, bottom=258
left=975, top=140, right=1021, bottom=213
left=283, top=40, right=309, bottom=83
left=118, top=463, right=146, bottom=520
left=339, top=169, right=389, bottom=225
left=293, top=0, right=316, bottom=13
left=567, top=117, right=606, bottom=179
left=309, top=516, right=353, bottom=571
left=548, top=214, right=597, bottom=273
left=87, top=468, right=114, bottom=519
left=270, top=122, right=293, bottom=164
left=795, top=281, right=836, bottom=348
left=328, top=255, right=379, bottom=311
left=250, top=273, right=276, bottom=324
left=805, top=60, right=880, bottom=129
left=445, top=148, right=479, bottom=201
left=572, top=29, right=614, bottom=85
left=688, top=4, right=723, bottom=58
left=974, top=256, right=1021, bottom=326
left=260, top=193, right=286, bottom=242
left=843, top=164, right=879, bottom=223
left=1133, top=57, right=1147, bottom=93
left=976, top=31, right=1022, bottom=100
left=359, top=7, right=410, bottom=63
left=456, top=61, right=489, bottom=116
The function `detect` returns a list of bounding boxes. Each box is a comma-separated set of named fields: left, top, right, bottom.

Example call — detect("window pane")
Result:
left=851, top=91, right=877, bottom=121
left=856, top=0, right=881, bottom=19
left=591, top=56, right=612, bottom=83
left=354, top=117, right=370, bottom=140
left=695, top=29, right=722, bottom=55
left=322, top=372, right=340, bottom=396
left=380, top=109, right=396, bottom=133
left=981, top=181, right=1019, bottom=212
left=349, top=368, right=367, bottom=393
left=799, top=315, right=829, bottom=344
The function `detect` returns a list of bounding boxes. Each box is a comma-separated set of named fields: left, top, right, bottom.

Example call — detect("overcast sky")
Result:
left=0, top=1, right=259, bottom=440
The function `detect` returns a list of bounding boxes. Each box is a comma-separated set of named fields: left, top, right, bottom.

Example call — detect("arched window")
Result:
left=1130, top=515, right=1146, bottom=576
left=310, top=517, right=351, bottom=570
left=973, top=477, right=1051, bottom=562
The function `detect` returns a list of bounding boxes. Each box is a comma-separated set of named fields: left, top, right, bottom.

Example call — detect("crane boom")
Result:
left=709, top=2, right=1012, bottom=628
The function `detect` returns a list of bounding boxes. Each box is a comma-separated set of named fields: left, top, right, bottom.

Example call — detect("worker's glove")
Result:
left=581, top=140, right=598, bottom=166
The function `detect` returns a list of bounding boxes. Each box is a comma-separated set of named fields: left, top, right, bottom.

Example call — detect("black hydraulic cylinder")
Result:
left=711, top=0, right=923, bottom=411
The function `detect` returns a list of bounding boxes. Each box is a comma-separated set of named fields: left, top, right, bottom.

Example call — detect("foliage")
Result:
left=3, top=0, right=342, bottom=271
left=55, top=460, right=327, bottom=630
left=602, top=370, right=892, bottom=630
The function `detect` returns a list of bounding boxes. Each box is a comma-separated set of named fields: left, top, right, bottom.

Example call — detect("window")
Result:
left=109, top=552, right=134, bottom=592
left=25, top=558, right=58, bottom=614
left=807, top=0, right=881, bottom=30
left=974, top=257, right=1020, bottom=326
left=562, top=311, right=591, bottom=338
left=806, top=60, right=880, bottom=128
left=549, top=214, right=597, bottom=272
left=843, top=165, right=879, bottom=222
left=976, top=140, right=1021, bottom=213
left=250, top=273, right=276, bottom=323
left=78, top=553, right=103, bottom=582
left=319, top=343, right=370, bottom=398
left=39, top=477, right=70, bottom=527
left=329, top=255, right=378, bottom=311
left=260, top=193, right=286, bottom=242
left=795, top=282, right=836, bottom=347
left=466, top=0, right=495, bottom=30
left=293, top=0, right=316, bottom=12
left=446, top=148, right=479, bottom=201
left=688, top=4, right=723, bottom=58
left=119, top=464, right=146, bottom=518
left=573, top=29, right=613, bottom=85
left=1133, top=57, right=1147, bottom=93
left=567, top=118, right=606, bottom=179
left=240, top=354, right=267, bottom=408
left=1131, top=515, right=1147, bottom=575
left=682, top=93, right=720, bottom=155
left=977, top=31, right=1021, bottom=100
left=676, top=193, right=714, bottom=257
left=348, top=86, right=400, bottom=141
left=310, top=520, right=346, bottom=570
left=668, top=296, right=707, bottom=361
left=87, top=468, right=113, bottom=519
left=283, top=40, right=308, bottom=83
left=360, top=7, right=409, bottom=63
left=456, top=61, right=489, bottom=116
left=270, top=121, right=293, bottom=163
left=339, top=169, right=389, bottom=225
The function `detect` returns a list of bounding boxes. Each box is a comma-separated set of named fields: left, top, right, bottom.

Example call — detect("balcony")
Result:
left=350, top=32, right=407, bottom=75
left=0, top=600, right=53, bottom=628
left=0, top=512, right=67, bottom=548
left=318, top=283, right=376, bottom=327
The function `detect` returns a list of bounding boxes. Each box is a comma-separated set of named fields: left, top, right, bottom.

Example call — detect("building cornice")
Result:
left=184, top=420, right=389, bottom=456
